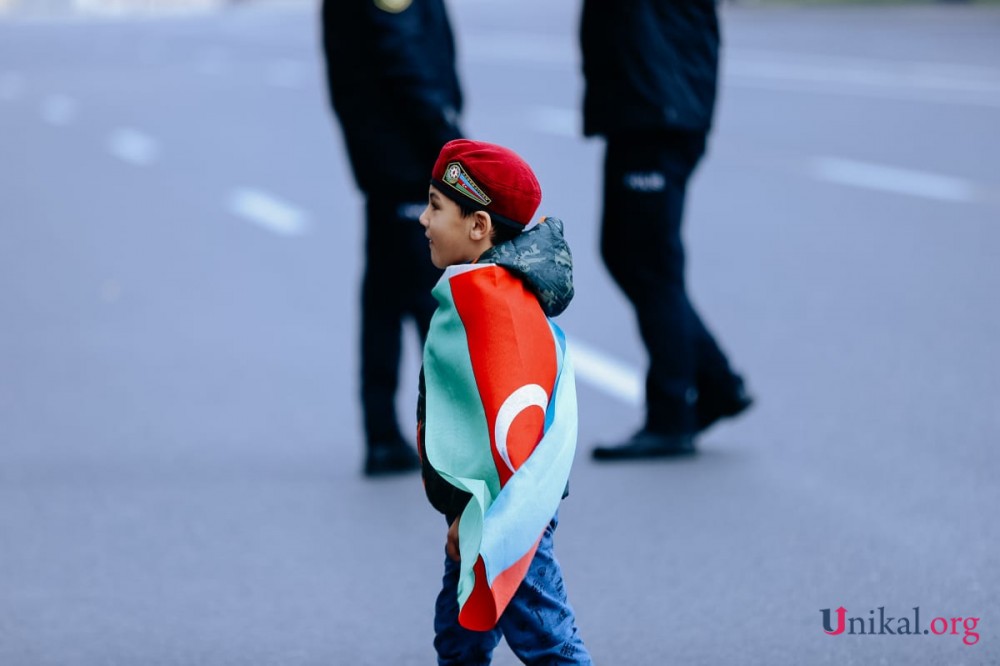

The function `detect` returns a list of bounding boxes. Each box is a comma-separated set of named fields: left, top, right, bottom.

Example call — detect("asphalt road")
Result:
left=1, top=1, right=998, bottom=664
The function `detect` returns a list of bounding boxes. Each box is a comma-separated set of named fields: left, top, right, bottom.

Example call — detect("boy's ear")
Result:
left=469, top=210, right=493, bottom=241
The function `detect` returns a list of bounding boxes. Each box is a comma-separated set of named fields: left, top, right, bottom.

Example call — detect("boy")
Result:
left=416, top=139, right=592, bottom=665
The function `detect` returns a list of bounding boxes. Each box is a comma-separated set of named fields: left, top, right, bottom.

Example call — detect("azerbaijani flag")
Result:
left=422, top=262, right=578, bottom=631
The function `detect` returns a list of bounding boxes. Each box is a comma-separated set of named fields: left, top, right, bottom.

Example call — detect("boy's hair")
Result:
left=455, top=200, right=523, bottom=245
left=490, top=219, right=523, bottom=245
left=431, top=139, right=542, bottom=232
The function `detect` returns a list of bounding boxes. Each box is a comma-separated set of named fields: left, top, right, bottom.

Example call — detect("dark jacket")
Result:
left=580, top=0, right=720, bottom=136
left=322, top=0, right=463, bottom=195
left=417, top=218, right=574, bottom=521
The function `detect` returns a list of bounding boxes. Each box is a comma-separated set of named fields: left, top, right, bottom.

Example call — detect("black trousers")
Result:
left=361, top=192, right=441, bottom=445
left=601, top=129, right=739, bottom=435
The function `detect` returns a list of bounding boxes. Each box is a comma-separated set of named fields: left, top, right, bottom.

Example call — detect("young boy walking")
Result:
left=416, top=139, right=593, bottom=665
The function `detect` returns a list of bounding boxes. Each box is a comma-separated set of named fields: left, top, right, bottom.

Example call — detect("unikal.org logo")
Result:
left=820, top=606, right=980, bottom=646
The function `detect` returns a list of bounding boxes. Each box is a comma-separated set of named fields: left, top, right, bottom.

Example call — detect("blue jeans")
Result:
left=434, top=514, right=593, bottom=666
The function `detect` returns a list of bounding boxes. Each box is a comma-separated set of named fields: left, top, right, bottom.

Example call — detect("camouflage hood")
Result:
left=477, top=216, right=574, bottom=317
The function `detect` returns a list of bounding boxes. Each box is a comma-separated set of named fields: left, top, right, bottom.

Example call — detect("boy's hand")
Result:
left=446, top=516, right=461, bottom=562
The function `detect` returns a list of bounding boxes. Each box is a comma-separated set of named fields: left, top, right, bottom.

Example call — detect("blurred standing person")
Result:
left=581, top=0, right=753, bottom=460
left=322, top=0, right=463, bottom=476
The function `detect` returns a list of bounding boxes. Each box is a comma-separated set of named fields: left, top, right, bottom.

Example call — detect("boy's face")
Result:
left=419, top=185, right=483, bottom=269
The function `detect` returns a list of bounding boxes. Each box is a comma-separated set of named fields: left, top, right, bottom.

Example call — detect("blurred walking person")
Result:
left=581, top=0, right=753, bottom=460
left=321, top=0, right=463, bottom=476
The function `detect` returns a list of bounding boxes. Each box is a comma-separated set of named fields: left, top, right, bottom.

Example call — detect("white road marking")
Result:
left=0, top=72, right=24, bottom=101
left=520, top=108, right=986, bottom=204
left=811, top=157, right=976, bottom=203
left=726, top=50, right=1000, bottom=108
left=528, top=106, right=578, bottom=138
left=74, top=0, right=221, bottom=16
left=40, top=94, right=77, bottom=125
left=227, top=188, right=309, bottom=237
left=567, top=338, right=643, bottom=407
left=464, top=34, right=1000, bottom=107
left=107, top=128, right=160, bottom=166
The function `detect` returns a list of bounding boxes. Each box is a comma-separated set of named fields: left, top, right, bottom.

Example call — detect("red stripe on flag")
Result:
left=449, top=266, right=557, bottom=487
left=458, top=538, right=540, bottom=631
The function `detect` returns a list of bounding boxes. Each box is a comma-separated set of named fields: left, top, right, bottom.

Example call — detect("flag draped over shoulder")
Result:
left=423, top=262, right=578, bottom=632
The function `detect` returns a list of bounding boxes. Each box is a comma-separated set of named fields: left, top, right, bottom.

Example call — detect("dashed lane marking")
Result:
left=811, top=157, right=977, bottom=204
left=107, top=127, right=160, bottom=166
left=74, top=0, right=222, bottom=16
left=521, top=106, right=984, bottom=206
left=467, top=35, right=1000, bottom=108
left=726, top=50, right=1000, bottom=109
left=227, top=188, right=309, bottom=237
left=567, top=338, right=643, bottom=407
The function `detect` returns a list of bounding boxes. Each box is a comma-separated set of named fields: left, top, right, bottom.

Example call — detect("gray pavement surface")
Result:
left=1, top=1, right=999, bottom=664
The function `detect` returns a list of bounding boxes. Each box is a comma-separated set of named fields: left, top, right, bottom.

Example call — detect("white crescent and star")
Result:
left=494, top=384, right=548, bottom=473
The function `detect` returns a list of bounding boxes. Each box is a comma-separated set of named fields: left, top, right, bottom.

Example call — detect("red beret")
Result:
left=431, top=139, right=541, bottom=228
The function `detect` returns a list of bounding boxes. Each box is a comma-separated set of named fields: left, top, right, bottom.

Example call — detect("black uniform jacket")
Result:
left=322, top=0, right=463, bottom=195
left=580, top=0, right=720, bottom=136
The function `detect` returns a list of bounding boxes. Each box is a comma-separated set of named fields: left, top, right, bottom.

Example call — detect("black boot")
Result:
left=592, top=429, right=696, bottom=461
left=364, top=438, right=421, bottom=476
left=696, top=376, right=754, bottom=434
